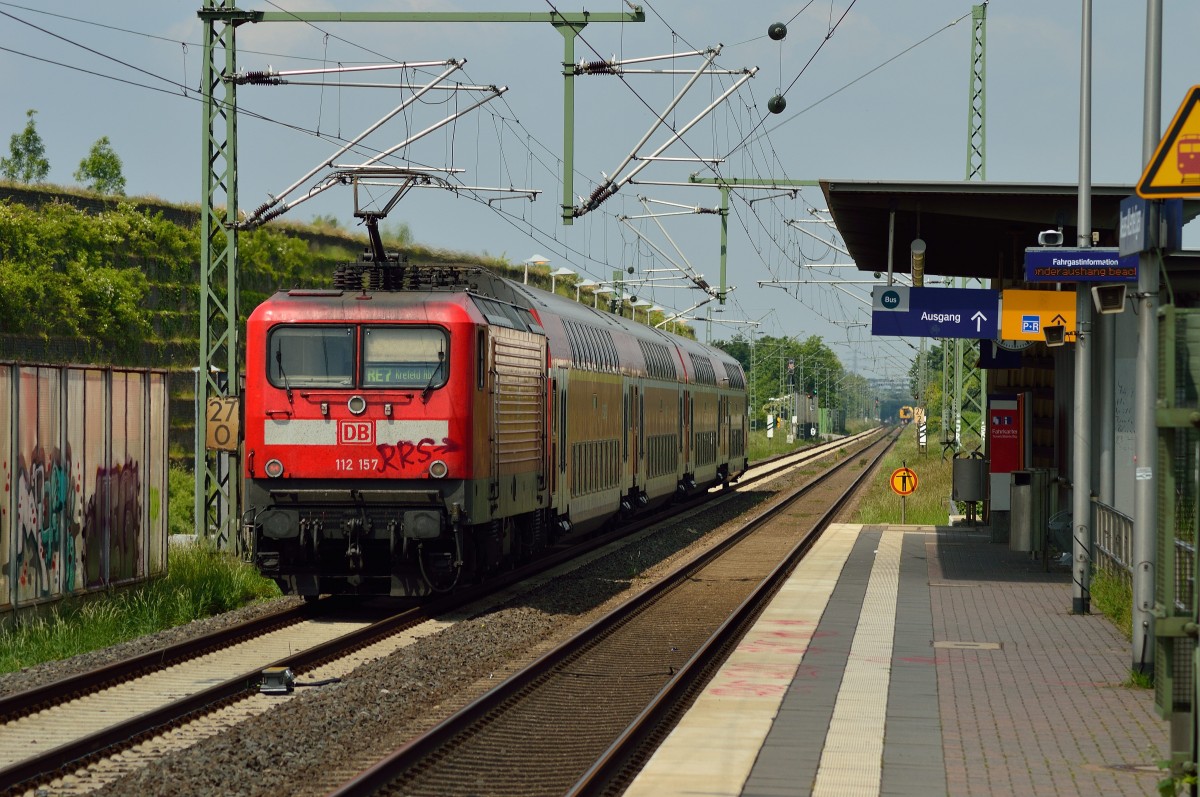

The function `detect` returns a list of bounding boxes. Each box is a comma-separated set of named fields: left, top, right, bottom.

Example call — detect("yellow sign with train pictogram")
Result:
left=1138, top=85, right=1200, bottom=198
left=890, top=467, right=918, bottom=497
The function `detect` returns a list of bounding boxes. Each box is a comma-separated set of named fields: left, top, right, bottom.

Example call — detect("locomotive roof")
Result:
left=254, top=261, right=743, bottom=386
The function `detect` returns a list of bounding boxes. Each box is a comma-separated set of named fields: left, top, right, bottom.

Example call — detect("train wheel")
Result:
left=514, top=510, right=546, bottom=565
left=469, top=519, right=507, bottom=577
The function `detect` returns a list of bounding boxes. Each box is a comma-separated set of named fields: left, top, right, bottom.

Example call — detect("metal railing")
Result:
left=1093, top=500, right=1133, bottom=585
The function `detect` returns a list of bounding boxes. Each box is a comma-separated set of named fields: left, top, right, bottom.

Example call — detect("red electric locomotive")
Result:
left=243, top=250, right=748, bottom=598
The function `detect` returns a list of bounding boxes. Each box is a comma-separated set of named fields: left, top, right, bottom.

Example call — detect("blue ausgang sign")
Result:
left=871, top=286, right=1000, bottom=339
left=1023, top=248, right=1136, bottom=283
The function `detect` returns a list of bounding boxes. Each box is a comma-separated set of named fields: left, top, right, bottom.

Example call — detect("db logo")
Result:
left=339, top=420, right=374, bottom=445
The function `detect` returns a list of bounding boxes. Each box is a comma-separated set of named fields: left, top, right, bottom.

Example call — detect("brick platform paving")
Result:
left=930, top=527, right=1165, bottom=796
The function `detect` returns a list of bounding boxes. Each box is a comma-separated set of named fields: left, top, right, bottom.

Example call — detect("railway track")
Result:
left=0, top=430, right=882, bottom=796
left=322, top=429, right=895, bottom=796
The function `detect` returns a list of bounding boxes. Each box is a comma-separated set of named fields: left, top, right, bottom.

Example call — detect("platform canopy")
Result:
left=819, top=180, right=1144, bottom=284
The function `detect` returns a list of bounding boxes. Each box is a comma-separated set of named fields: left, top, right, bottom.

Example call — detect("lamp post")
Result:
left=523, top=254, right=549, bottom=285
left=632, top=298, right=651, bottom=323
left=550, top=266, right=574, bottom=293
left=576, top=279, right=597, bottom=301
left=593, top=286, right=614, bottom=309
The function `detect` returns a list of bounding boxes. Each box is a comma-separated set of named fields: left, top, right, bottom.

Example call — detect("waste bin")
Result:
left=952, top=453, right=988, bottom=502
left=1010, top=471, right=1032, bottom=551
left=1009, top=469, right=1049, bottom=553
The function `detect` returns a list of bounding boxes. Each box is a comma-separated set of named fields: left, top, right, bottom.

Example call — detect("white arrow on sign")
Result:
left=971, top=311, right=987, bottom=332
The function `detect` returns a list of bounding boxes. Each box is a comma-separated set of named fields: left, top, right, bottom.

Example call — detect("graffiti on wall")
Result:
left=1, top=456, right=9, bottom=607
left=13, top=446, right=143, bottom=602
left=2, top=364, right=165, bottom=613
left=87, top=461, right=142, bottom=585
left=15, top=445, right=79, bottom=600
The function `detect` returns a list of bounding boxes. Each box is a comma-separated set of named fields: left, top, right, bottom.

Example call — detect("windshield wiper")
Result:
left=421, top=351, right=445, bottom=404
left=275, top=349, right=293, bottom=403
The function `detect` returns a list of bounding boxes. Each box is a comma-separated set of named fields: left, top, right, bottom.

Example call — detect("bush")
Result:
left=168, top=466, right=196, bottom=537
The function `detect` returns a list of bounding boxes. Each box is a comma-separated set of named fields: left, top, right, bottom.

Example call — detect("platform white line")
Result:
left=623, top=523, right=864, bottom=797
left=812, top=529, right=902, bottom=797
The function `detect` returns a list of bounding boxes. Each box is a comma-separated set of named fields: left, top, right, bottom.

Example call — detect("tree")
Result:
left=1, top=109, right=50, bottom=183
left=75, top=136, right=126, bottom=195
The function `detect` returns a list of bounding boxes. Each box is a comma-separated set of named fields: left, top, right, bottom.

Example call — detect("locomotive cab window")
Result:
left=268, top=326, right=354, bottom=387
left=362, top=327, right=449, bottom=389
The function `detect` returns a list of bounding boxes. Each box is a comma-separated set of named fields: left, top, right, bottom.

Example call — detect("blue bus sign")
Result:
left=871, top=286, right=1000, bottom=339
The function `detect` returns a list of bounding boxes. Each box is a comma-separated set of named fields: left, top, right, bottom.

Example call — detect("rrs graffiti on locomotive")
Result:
left=376, top=437, right=459, bottom=473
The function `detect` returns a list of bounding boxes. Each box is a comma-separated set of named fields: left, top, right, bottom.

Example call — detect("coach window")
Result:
left=362, top=327, right=449, bottom=389
left=268, top=325, right=354, bottom=388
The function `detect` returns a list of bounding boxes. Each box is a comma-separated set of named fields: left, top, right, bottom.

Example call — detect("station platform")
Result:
left=625, top=524, right=1167, bottom=797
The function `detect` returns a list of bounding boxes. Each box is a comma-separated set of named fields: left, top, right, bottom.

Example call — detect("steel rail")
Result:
left=569, top=430, right=898, bottom=796
left=0, top=601, right=314, bottom=723
left=325, top=430, right=895, bottom=797
left=0, top=602, right=432, bottom=793
left=0, top=429, right=880, bottom=794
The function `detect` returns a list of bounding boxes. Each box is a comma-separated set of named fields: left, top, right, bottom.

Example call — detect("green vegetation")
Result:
left=0, top=199, right=191, bottom=355
left=168, top=466, right=198, bottom=537
left=0, top=468, right=280, bottom=673
left=907, top=340, right=983, bottom=451
left=856, top=425, right=954, bottom=525
left=747, top=428, right=815, bottom=462
left=715, top=333, right=879, bottom=432
left=1094, top=570, right=1151, bottom=689
left=74, top=136, right=126, bottom=195
left=0, top=541, right=280, bottom=674
left=0, top=109, right=49, bottom=183
left=1091, top=567, right=1133, bottom=639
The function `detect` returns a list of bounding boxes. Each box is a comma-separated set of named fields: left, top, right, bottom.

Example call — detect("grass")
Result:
left=0, top=471, right=281, bottom=675
left=1090, top=567, right=1133, bottom=640
left=855, top=424, right=956, bottom=525
left=747, top=427, right=819, bottom=462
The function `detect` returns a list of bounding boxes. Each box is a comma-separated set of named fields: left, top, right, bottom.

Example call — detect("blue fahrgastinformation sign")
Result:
left=1023, top=247, right=1136, bottom=283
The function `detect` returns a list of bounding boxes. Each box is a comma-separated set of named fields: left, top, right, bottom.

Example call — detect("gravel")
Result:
left=8, top=448, right=862, bottom=797
left=87, top=487, right=774, bottom=797
left=0, top=597, right=305, bottom=698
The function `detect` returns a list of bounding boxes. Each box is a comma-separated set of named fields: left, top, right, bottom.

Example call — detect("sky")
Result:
left=2, top=1, right=1198, bottom=386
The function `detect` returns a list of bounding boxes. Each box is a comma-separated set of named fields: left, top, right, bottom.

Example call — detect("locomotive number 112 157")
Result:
left=335, top=458, right=377, bottom=472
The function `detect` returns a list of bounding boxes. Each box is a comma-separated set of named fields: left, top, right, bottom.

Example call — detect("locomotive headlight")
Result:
left=264, top=459, right=285, bottom=478
left=347, top=395, right=367, bottom=416
left=428, top=459, right=449, bottom=479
